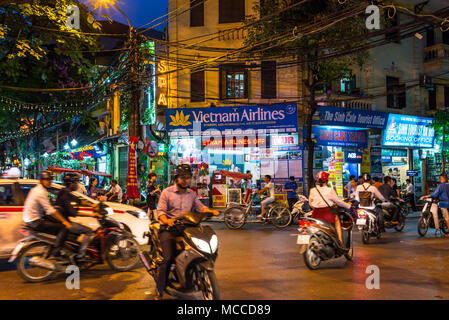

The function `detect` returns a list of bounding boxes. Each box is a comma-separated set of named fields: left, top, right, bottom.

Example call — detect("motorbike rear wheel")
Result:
left=417, top=216, right=428, bottom=237
left=271, top=205, right=292, bottom=229
left=223, top=207, right=246, bottom=230
left=361, top=226, right=370, bottom=244
left=16, top=241, right=56, bottom=283
left=303, top=236, right=321, bottom=270
left=441, top=219, right=449, bottom=234
left=106, top=235, right=140, bottom=272
left=344, top=232, right=353, bottom=261
left=394, top=214, right=406, bottom=232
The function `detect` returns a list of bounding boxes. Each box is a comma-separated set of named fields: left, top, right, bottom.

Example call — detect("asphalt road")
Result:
left=0, top=217, right=448, bottom=300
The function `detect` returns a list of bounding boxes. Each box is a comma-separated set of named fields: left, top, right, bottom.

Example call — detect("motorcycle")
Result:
left=417, top=198, right=449, bottom=236
left=355, top=199, right=406, bottom=244
left=290, top=194, right=312, bottom=225
left=297, top=207, right=354, bottom=270
left=223, top=193, right=292, bottom=230
left=10, top=203, right=141, bottom=283
left=139, top=211, right=220, bottom=300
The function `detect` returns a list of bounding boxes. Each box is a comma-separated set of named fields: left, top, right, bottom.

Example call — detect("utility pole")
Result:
left=128, top=29, right=142, bottom=140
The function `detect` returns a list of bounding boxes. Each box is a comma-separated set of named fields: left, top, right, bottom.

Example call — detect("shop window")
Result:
left=386, top=76, right=406, bottom=109
left=219, top=0, right=245, bottom=24
left=220, top=65, right=248, bottom=99
left=428, top=87, right=437, bottom=110
left=340, top=75, right=357, bottom=94
left=0, top=185, right=14, bottom=205
left=261, top=61, right=276, bottom=99
left=385, top=10, right=400, bottom=43
left=426, top=27, right=435, bottom=47
left=191, top=70, right=205, bottom=102
left=190, top=0, right=204, bottom=27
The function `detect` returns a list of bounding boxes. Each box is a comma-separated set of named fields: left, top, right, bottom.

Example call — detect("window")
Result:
left=428, top=87, right=437, bottom=110
left=386, top=76, right=406, bottom=109
left=445, top=86, right=449, bottom=108
left=190, top=0, right=204, bottom=27
left=19, top=184, right=35, bottom=199
left=340, top=75, right=357, bottom=94
left=191, top=70, right=205, bottom=102
left=261, top=61, right=276, bottom=99
left=0, top=185, right=14, bottom=205
left=426, top=27, right=435, bottom=47
left=220, top=65, right=248, bottom=99
left=219, top=0, right=245, bottom=24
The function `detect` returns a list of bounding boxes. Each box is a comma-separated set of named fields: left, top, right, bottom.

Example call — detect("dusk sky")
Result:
left=82, top=0, right=168, bottom=31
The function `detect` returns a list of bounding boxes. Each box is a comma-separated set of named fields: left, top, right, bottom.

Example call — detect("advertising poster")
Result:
left=361, top=149, right=371, bottom=175
left=334, top=151, right=345, bottom=198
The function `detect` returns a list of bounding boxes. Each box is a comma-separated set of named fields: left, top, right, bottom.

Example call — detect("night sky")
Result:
left=82, top=0, right=168, bottom=31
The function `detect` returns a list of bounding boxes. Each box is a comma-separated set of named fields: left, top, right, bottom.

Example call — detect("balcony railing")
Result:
left=424, top=43, right=449, bottom=63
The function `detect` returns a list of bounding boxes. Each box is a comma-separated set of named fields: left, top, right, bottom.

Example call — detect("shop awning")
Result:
left=218, top=170, right=251, bottom=180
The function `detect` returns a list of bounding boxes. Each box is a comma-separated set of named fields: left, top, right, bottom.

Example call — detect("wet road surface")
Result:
left=0, top=218, right=448, bottom=300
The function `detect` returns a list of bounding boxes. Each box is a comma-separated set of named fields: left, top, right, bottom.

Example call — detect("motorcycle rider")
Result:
left=420, top=172, right=449, bottom=236
left=308, top=171, right=351, bottom=249
left=355, top=174, right=386, bottom=232
left=256, top=175, right=276, bottom=219
left=22, top=171, right=72, bottom=258
left=55, top=173, right=102, bottom=259
left=378, top=176, right=404, bottom=223
left=151, top=164, right=219, bottom=299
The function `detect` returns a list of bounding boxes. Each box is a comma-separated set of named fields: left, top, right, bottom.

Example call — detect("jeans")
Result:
left=288, top=197, right=298, bottom=211
left=382, top=202, right=399, bottom=221
left=375, top=207, right=385, bottom=231
left=27, top=217, right=67, bottom=257
left=156, top=227, right=182, bottom=294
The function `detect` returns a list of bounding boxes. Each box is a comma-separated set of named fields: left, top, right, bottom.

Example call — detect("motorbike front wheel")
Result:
left=16, top=241, right=56, bottom=283
left=192, top=267, right=220, bottom=300
left=417, top=216, right=428, bottom=237
left=394, top=214, right=406, bottom=232
left=106, top=235, right=141, bottom=272
left=223, top=207, right=246, bottom=230
left=271, top=206, right=292, bottom=229
left=303, top=236, right=321, bottom=270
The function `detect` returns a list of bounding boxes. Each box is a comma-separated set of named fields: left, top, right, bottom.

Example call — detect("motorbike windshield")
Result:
left=181, top=211, right=208, bottom=225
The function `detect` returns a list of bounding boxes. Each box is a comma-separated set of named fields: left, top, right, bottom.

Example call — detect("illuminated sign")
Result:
left=157, top=60, right=168, bottom=106
left=311, top=127, right=368, bottom=148
left=345, top=151, right=363, bottom=163
left=202, top=137, right=266, bottom=149
left=70, top=144, right=106, bottom=160
left=271, top=134, right=298, bottom=146
left=382, top=114, right=435, bottom=148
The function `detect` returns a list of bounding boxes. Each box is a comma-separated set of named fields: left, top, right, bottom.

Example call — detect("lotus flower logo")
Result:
left=169, top=111, right=192, bottom=127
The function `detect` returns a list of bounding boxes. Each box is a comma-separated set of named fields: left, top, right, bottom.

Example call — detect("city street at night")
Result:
left=1, top=218, right=448, bottom=300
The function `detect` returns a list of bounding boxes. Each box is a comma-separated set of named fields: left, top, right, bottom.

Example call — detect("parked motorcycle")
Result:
left=10, top=203, right=141, bottom=283
left=297, top=208, right=354, bottom=270
left=356, top=199, right=406, bottom=244
left=223, top=193, right=292, bottom=229
left=417, top=198, right=449, bottom=236
left=290, top=194, right=312, bottom=225
left=139, top=211, right=220, bottom=300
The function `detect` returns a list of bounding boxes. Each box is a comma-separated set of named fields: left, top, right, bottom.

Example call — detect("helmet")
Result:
left=174, top=164, right=192, bottom=178
left=316, top=171, right=329, bottom=183
left=39, top=170, right=54, bottom=181
left=63, top=172, right=80, bottom=187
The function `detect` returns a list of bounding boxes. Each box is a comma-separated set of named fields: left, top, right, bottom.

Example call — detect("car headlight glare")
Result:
left=191, top=237, right=211, bottom=254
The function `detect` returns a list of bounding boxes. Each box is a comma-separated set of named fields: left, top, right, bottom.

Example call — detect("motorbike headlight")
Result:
left=210, top=235, right=218, bottom=253
left=127, top=210, right=147, bottom=219
left=105, top=207, right=114, bottom=216
left=191, top=237, right=211, bottom=254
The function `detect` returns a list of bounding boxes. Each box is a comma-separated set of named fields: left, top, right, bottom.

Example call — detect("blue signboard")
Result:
left=382, top=114, right=435, bottom=148
left=166, top=104, right=298, bottom=136
left=345, top=151, right=363, bottom=163
left=310, top=126, right=368, bottom=148
left=407, top=170, right=419, bottom=177
left=313, top=106, right=389, bottom=129
left=70, top=144, right=106, bottom=160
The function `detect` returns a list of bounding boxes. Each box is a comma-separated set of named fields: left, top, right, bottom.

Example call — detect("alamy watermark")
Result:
left=365, top=265, right=380, bottom=290
left=66, top=5, right=80, bottom=30
left=65, top=265, right=80, bottom=290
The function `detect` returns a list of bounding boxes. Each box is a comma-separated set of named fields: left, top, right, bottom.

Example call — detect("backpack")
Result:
left=359, top=184, right=373, bottom=207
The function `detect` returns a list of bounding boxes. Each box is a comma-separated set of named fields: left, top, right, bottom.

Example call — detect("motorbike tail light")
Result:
left=358, top=210, right=367, bottom=218
left=299, top=220, right=311, bottom=228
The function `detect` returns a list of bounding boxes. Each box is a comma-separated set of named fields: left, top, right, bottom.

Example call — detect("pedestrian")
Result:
left=392, top=178, right=401, bottom=198
left=147, top=173, right=161, bottom=219
left=88, top=176, right=99, bottom=199
left=344, top=175, right=357, bottom=199
left=284, top=176, right=299, bottom=211
left=358, top=175, right=364, bottom=185
left=106, top=179, right=123, bottom=203
left=405, top=179, right=417, bottom=211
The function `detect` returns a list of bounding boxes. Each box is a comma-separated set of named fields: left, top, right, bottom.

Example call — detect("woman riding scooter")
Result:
left=308, top=171, right=351, bottom=248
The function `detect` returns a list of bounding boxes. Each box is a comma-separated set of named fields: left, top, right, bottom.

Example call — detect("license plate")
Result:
left=297, top=234, right=310, bottom=245
left=356, top=219, right=366, bottom=226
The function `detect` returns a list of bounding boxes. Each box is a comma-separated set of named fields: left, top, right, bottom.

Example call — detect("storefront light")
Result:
left=64, top=143, right=70, bottom=150
left=24, top=158, right=30, bottom=166
left=71, top=139, right=78, bottom=147
left=43, top=153, right=48, bottom=158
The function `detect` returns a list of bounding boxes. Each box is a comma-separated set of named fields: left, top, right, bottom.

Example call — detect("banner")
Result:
left=166, top=103, right=298, bottom=136
left=334, top=151, right=344, bottom=198
left=382, top=114, right=435, bottom=148
left=361, top=149, right=371, bottom=175
left=127, top=137, right=140, bottom=199
left=310, top=126, right=368, bottom=148
left=313, top=106, right=389, bottom=129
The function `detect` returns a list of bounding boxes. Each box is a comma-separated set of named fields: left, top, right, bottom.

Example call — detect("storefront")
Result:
left=166, top=104, right=301, bottom=207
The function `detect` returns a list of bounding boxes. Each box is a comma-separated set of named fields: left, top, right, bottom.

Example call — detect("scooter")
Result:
left=290, top=194, right=312, bottom=224
left=417, top=198, right=449, bottom=236
left=297, top=207, right=354, bottom=270
left=139, top=211, right=220, bottom=300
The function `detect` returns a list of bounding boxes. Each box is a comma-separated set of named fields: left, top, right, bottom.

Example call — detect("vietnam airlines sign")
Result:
left=166, top=104, right=298, bottom=136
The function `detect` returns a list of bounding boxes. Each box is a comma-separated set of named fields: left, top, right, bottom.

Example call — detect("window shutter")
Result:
left=219, top=0, right=245, bottom=23
left=261, top=61, right=276, bottom=99
left=190, top=0, right=204, bottom=27
left=191, top=70, right=205, bottom=102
